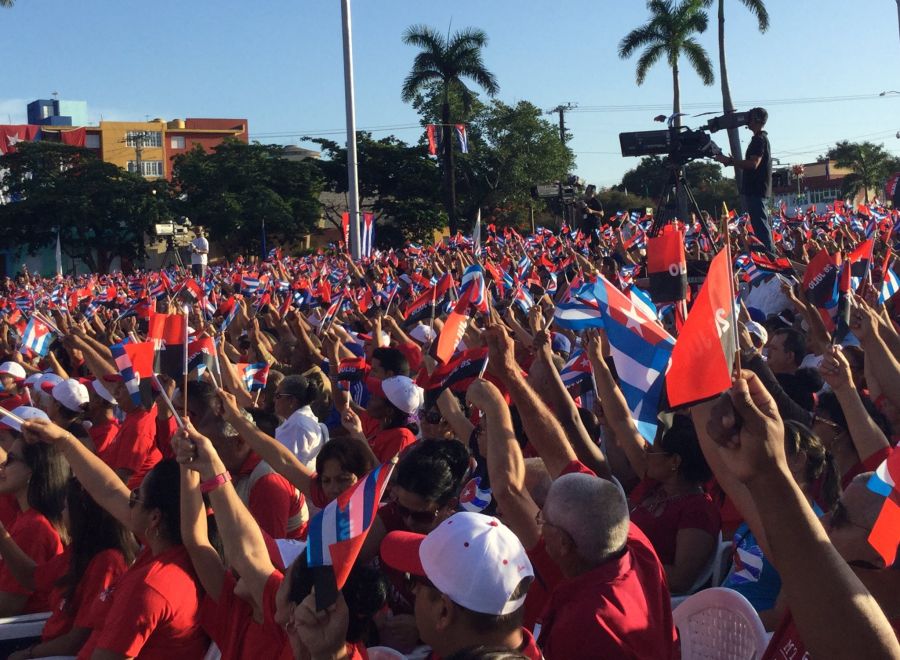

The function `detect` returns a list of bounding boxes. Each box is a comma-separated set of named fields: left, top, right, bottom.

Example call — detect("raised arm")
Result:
left=179, top=465, right=227, bottom=600
left=466, top=378, right=540, bottom=550
left=436, top=388, right=474, bottom=444
left=173, top=422, right=276, bottom=609
left=483, top=323, right=576, bottom=479
left=704, top=370, right=900, bottom=660
left=853, top=300, right=900, bottom=410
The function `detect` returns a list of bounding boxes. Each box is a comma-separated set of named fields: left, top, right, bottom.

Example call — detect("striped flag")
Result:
left=306, top=461, right=395, bottom=589
left=881, top=260, right=900, bottom=304
left=559, top=348, right=593, bottom=394
left=21, top=317, right=55, bottom=357
left=867, top=450, right=900, bottom=565
left=361, top=213, right=375, bottom=258
left=455, top=124, right=468, bottom=153
left=236, top=362, right=270, bottom=392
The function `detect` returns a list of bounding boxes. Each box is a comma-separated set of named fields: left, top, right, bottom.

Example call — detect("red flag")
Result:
left=665, top=249, right=737, bottom=408
left=647, top=225, right=687, bottom=303
left=123, top=342, right=155, bottom=381
left=431, top=285, right=476, bottom=364
left=148, top=312, right=187, bottom=345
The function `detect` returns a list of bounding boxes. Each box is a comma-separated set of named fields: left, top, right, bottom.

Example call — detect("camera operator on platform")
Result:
left=189, top=225, right=209, bottom=278
left=579, top=184, right=605, bottom=245
left=715, top=107, right=773, bottom=253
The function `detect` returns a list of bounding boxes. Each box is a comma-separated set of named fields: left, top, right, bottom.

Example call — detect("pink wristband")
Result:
left=200, top=471, right=232, bottom=494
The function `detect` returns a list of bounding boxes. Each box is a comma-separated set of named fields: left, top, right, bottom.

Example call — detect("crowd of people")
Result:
left=0, top=202, right=898, bottom=659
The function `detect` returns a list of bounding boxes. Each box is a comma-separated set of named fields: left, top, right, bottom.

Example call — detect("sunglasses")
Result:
left=405, top=572, right=437, bottom=591
left=0, top=454, right=22, bottom=468
left=392, top=499, right=440, bottom=525
left=128, top=488, right=143, bottom=509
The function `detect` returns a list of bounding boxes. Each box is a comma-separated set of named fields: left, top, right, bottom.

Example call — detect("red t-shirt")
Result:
left=0, top=392, right=29, bottom=410
left=395, top=341, right=423, bottom=374
left=88, top=418, right=120, bottom=456
left=762, top=611, right=900, bottom=660
left=37, top=547, right=128, bottom=642
left=77, top=545, right=208, bottom=660
left=534, top=523, right=678, bottom=660
left=369, top=427, right=417, bottom=463
left=0, top=493, right=19, bottom=528
left=238, top=453, right=306, bottom=540
left=200, top=570, right=290, bottom=660
left=0, top=508, right=64, bottom=612
left=156, top=414, right=179, bottom=460
left=628, top=478, right=721, bottom=566
left=842, top=445, right=892, bottom=490
left=101, top=405, right=163, bottom=489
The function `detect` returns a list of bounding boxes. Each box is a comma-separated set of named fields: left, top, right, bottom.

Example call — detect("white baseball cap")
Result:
left=37, top=373, right=64, bottom=394
left=0, top=405, right=50, bottom=432
left=745, top=321, right=768, bottom=347
left=380, top=512, right=534, bottom=616
left=409, top=324, right=436, bottom=345
left=0, top=362, right=27, bottom=382
left=381, top=376, right=424, bottom=415
left=89, top=379, right=117, bottom=405
left=51, top=379, right=89, bottom=413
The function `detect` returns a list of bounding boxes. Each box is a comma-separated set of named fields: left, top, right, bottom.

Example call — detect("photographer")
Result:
left=189, top=226, right=209, bottom=278
left=579, top=184, right=605, bottom=245
left=716, top=107, right=773, bottom=253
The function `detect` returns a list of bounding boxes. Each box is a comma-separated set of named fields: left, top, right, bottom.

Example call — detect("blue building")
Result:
left=26, top=99, right=88, bottom=127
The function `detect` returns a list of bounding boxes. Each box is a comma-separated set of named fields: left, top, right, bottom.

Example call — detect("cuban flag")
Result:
left=516, top=255, right=533, bottom=282
left=867, top=450, right=900, bottom=565
left=513, top=284, right=534, bottom=315
left=582, top=277, right=675, bottom=442
left=553, top=283, right=604, bottom=331
left=459, top=265, right=489, bottom=315
left=21, top=317, right=54, bottom=357
left=319, top=295, right=343, bottom=334
left=881, top=262, right=900, bottom=304
left=459, top=475, right=492, bottom=513
left=110, top=341, right=154, bottom=407
left=560, top=348, right=593, bottom=394
left=455, top=124, right=468, bottom=154
left=237, top=362, right=270, bottom=392
left=306, top=461, right=395, bottom=589
left=627, top=285, right=658, bottom=320
left=241, top=275, right=260, bottom=296
left=361, top=213, right=375, bottom=258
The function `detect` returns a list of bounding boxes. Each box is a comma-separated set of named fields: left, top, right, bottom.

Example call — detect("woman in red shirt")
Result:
left=0, top=435, right=68, bottom=616
left=20, top=418, right=209, bottom=660
left=5, top=478, right=136, bottom=660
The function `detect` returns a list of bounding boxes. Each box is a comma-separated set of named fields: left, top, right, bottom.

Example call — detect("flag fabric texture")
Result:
left=306, top=461, right=395, bottom=589
left=455, top=124, right=468, bottom=153
left=666, top=249, right=737, bottom=409
left=361, top=213, right=375, bottom=258
left=866, top=450, right=900, bottom=565
left=881, top=261, right=900, bottom=304
left=560, top=349, right=593, bottom=395
left=237, top=362, right=270, bottom=392
left=647, top=225, right=687, bottom=304
left=148, top=312, right=188, bottom=379
left=21, top=317, right=54, bottom=357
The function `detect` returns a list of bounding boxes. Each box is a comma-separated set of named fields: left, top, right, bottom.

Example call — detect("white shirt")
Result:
left=275, top=405, right=327, bottom=465
left=190, top=236, right=209, bottom=265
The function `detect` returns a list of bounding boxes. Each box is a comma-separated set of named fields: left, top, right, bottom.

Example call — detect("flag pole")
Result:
left=722, top=211, right=741, bottom=373
left=183, top=305, right=190, bottom=416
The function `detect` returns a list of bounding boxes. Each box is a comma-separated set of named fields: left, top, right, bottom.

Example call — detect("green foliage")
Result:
left=826, top=141, right=897, bottom=204
left=597, top=189, right=656, bottom=215
left=171, top=140, right=322, bottom=257
left=0, top=142, right=169, bottom=274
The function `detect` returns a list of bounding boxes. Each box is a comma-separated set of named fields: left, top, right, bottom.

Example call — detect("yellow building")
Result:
left=98, top=120, right=169, bottom=179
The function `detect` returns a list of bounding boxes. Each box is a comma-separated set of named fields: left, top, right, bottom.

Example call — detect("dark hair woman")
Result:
left=4, top=478, right=137, bottom=660
left=0, top=423, right=68, bottom=617
left=19, top=418, right=209, bottom=659
left=341, top=375, right=423, bottom=462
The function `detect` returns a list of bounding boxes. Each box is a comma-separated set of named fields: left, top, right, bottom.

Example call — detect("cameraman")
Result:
left=189, top=225, right=209, bottom=278
left=716, top=107, right=773, bottom=253
left=579, top=184, right=605, bottom=244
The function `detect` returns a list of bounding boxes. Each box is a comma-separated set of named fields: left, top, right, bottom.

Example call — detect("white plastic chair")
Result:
left=671, top=531, right=723, bottom=609
left=0, top=611, right=51, bottom=641
left=366, top=647, right=408, bottom=660
left=673, top=587, right=769, bottom=660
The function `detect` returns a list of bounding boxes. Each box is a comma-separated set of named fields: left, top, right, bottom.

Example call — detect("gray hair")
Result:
left=544, top=473, right=629, bottom=563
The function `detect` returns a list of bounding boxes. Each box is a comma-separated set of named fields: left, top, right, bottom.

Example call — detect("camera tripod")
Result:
left=649, top=160, right=717, bottom=249
left=160, top=237, right=185, bottom=269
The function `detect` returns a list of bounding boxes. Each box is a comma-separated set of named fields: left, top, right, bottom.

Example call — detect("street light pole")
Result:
left=341, top=0, right=362, bottom=261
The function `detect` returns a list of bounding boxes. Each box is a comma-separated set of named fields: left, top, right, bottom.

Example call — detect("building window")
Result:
left=85, top=134, right=100, bottom=149
left=127, top=160, right=164, bottom=177
left=125, top=131, right=162, bottom=148
left=170, top=136, right=185, bottom=149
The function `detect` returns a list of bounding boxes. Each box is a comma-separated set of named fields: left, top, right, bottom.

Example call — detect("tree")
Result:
left=619, top=0, right=715, bottom=127
left=615, top=155, right=737, bottom=216
left=171, top=140, right=322, bottom=257
left=705, top=0, right=769, bottom=192
left=461, top=100, right=575, bottom=227
left=0, top=142, right=168, bottom=274
left=401, top=24, right=499, bottom=234
left=827, top=141, right=896, bottom=204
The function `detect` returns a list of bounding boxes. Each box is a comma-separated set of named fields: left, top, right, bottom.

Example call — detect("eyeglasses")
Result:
left=391, top=498, right=441, bottom=525
left=405, top=571, right=437, bottom=592
left=0, top=454, right=22, bottom=468
left=128, top=489, right=143, bottom=509
left=829, top=500, right=870, bottom=533
left=535, top=509, right=562, bottom=530
left=274, top=393, right=295, bottom=400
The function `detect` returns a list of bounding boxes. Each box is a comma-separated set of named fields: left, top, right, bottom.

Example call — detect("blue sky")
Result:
left=2, top=0, right=899, bottom=187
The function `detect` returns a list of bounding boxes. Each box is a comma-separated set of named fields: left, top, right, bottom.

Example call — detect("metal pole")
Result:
left=341, top=0, right=362, bottom=261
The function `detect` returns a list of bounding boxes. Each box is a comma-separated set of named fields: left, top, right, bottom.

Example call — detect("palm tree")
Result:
left=829, top=141, right=894, bottom=204
left=707, top=0, right=769, bottom=191
left=401, top=25, right=499, bottom=234
left=619, top=0, right=715, bottom=128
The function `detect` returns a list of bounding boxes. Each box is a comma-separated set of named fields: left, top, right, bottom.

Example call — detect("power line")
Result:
left=567, top=93, right=895, bottom=114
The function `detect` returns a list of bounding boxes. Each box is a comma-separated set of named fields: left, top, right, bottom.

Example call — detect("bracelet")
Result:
left=200, top=471, right=232, bottom=494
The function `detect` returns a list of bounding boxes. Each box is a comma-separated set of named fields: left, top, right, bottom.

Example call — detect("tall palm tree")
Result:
left=401, top=25, right=499, bottom=234
left=829, top=141, right=894, bottom=204
left=707, top=0, right=769, bottom=191
left=619, top=0, right=715, bottom=128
